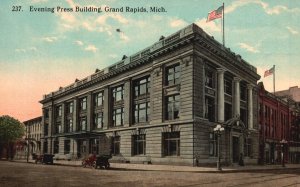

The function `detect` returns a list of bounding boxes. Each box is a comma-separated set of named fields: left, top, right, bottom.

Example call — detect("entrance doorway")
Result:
left=232, top=136, right=239, bottom=163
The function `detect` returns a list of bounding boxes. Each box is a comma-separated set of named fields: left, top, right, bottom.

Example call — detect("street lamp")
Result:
left=280, top=139, right=288, bottom=167
left=214, top=124, right=225, bottom=171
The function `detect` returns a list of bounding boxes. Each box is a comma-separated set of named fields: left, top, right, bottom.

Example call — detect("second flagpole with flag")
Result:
left=264, top=65, right=276, bottom=94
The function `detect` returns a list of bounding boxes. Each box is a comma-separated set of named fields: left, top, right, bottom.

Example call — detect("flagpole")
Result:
left=222, top=2, right=225, bottom=46
left=273, top=65, right=275, bottom=94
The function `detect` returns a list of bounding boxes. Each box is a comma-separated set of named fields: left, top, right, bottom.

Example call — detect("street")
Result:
left=0, top=161, right=300, bottom=187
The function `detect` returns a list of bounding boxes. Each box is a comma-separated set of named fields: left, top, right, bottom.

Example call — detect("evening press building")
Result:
left=40, top=24, right=260, bottom=166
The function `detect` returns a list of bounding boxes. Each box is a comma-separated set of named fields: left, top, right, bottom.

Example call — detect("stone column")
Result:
left=61, top=103, right=65, bottom=133
left=247, top=84, right=254, bottom=129
left=233, top=77, right=241, bottom=117
left=103, top=86, right=110, bottom=130
left=87, top=92, right=92, bottom=131
left=124, top=79, right=131, bottom=127
left=217, top=68, right=225, bottom=122
left=73, top=98, right=78, bottom=132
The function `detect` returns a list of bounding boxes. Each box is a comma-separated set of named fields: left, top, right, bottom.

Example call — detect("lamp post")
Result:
left=280, top=139, right=287, bottom=167
left=214, top=124, right=225, bottom=171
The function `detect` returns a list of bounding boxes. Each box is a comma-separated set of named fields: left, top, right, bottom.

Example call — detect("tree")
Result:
left=0, top=115, right=25, bottom=160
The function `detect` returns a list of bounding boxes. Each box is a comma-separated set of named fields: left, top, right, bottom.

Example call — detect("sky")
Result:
left=0, top=0, right=299, bottom=122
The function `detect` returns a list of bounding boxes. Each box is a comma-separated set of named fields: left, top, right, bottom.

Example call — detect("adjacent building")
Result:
left=258, top=83, right=300, bottom=164
left=23, top=116, right=43, bottom=156
left=40, top=24, right=260, bottom=166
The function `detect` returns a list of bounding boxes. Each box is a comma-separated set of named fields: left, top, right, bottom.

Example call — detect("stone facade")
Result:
left=23, top=116, right=42, bottom=156
left=40, top=24, right=260, bottom=165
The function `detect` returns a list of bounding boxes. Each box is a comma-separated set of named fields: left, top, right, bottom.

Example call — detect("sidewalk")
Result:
left=12, top=159, right=300, bottom=173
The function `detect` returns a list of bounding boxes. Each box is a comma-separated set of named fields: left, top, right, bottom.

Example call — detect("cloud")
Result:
left=42, top=36, right=58, bottom=43
left=238, top=43, right=260, bottom=53
left=15, top=47, right=37, bottom=53
left=286, top=26, right=299, bottom=35
left=75, top=40, right=84, bottom=46
left=169, top=19, right=188, bottom=28
left=194, top=18, right=221, bottom=34
left=225, top=0, right=300, bottom=15
left=84, top=45, right=98, bottom=53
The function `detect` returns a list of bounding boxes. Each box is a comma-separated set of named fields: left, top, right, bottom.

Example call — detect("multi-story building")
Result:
left=40, top=24, right=260, bottom=166
left=258, top=83, right=300, bottom=164
left=23, top=116, right=43, bottom=156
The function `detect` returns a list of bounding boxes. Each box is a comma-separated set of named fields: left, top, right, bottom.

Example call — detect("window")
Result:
left=90, top=139, right=99, bottom=154
left=240, top=85, right=247, bottom=101
left=43, top=141, right=48, bottom=153
left=244, top=138, right=252, bottom=157
left=132, top=134, right=146, bottom=155
left=134, top=77, right=151, bottom=97
left=205, top=69, right=214, bottom=88
left=79, top=117, right=87, bottom=131
left=224, top=78, right=232, bottom=95
left=224, top=103, right=232, bottom=121
left=134, top=102, right=150, bottom=123
left=209, top=133, right=218, bottom=157
left=44, top=124, right=49, bottom=136
left=113, top=86, right=124, bottom=102
left=240, top=108, right=247, bottom=127
left=94, top=92, right=103, bottom=107
left=54, top=140, right=59, bottom=154
left=94, top=113, right=103, bottom=129
left=166, top=64, right=180, bottom=86
left=64, top=140, right=70, bottom=154
left=165, top=95, right=180, bottom=120
left=162, top=132, right=180, bottom=156
left=111, top=136, right=120, bottom=155
left=66, top=102, right=73, bottom=114
left=44, top=109, right=49, bottom=119
left=56, top=105, right=62, bottom=117
left=55, top=122, right=62, bottom=134
left=65, top=119, right=73, bottom=133
left=205, top=97, right=215, bottom=122
left=113, top=108, right=124, bottom=127
left=79, top=97, right=87, bottom=111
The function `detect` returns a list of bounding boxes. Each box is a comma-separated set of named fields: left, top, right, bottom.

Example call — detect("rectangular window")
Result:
left=165, top=95, right=180, bottom=120
left=56, top=105, right=62, bottom=117
left=54, top=140, right=59, bottom=154
left=134, top=77, right=151, bottom=97
left=240, top=108, right=247, bottom=127
left=43, top=141, right=48, bottom=153
left=44, top=124, right=49, bottom=136
left=79, top=117, right=87, bottom=131
left=94, top=113, right=103, bottom=129
left=240, top=84, right=247, bottom=101
left=44, top=109, right=49, bottom=119
left=65, top=119, right=73, bottom=133
left=166, top=64, right=181, bottom=86
left=205, top=69, right=214, bottom=88
left=113, top=108, right=124, bottom=127
left=132, top=134, right=146, bottom=155
left=134, top=102, right=150, bottom=124
left=244, top=138, right=252, bottom=157
left=66, top=102, right=73, bottom=114
left=162, top=132, right=180, bottom=156
left=94, top=92, right=103, bottom=107
left=209, top=133, right=218, bottom=157
left=55, top=122, right=62, bottom=134
left=80, top=97, right=87, bottom=111
left=64, top=140, right=70, bottom=154
left=113, top=86, right=124, bottom=102
left=225, top=103, right=232, bottom=121
left=111, top=136, right=120, bottom=155
left=224, top=78, right=232, bottom=95
left=205, top=96, right=215, bottom=122
left=90, top=139, right=99, bottom=154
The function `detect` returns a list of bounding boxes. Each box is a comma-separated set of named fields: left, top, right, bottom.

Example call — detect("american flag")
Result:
left=207, top=6, right=223, bottom=22
left=264, top=66, right=275, bottom=77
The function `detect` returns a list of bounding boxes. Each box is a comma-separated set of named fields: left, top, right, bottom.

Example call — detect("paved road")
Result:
left=1, top=161, right=300, bottom=187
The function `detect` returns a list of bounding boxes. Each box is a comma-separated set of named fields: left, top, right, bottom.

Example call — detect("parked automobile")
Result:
left=94, top=155, right=111, bottom=169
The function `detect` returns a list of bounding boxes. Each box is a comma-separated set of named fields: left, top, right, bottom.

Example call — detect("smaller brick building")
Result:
left=258, top=83, right=300, bottom=164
